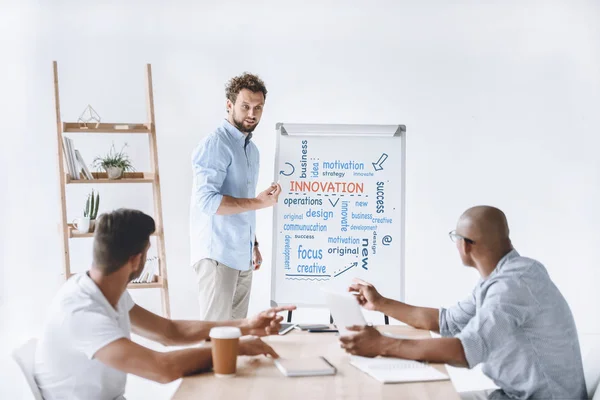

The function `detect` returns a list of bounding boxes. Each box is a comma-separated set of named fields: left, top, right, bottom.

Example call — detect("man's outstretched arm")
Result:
left=349, top=279, right=440, bottom=332
left=95, top=336, right=279, bottom=383
left=130, top=304, right=296, bottom=346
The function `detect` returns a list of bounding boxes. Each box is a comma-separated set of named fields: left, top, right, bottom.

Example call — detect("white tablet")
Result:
left=322, top=289, right=367, bottom=335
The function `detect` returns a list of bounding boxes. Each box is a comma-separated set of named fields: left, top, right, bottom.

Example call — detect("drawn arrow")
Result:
left=372, top=153, right=389, bottom=171
left=328, top=198, right=340, bottom=207
left=333, top=262, right=358, bottom=278
left=279, top=162, right=295, bottom=176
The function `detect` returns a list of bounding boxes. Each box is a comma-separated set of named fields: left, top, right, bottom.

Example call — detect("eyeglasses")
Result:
left=448, top=230, right=476, bottom=245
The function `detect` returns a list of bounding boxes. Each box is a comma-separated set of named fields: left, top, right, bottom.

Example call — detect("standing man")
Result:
left=190, top=72, right=281, bottom=321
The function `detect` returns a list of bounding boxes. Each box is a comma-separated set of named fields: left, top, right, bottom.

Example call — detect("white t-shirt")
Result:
left=34, top=273, right=135, bottom=400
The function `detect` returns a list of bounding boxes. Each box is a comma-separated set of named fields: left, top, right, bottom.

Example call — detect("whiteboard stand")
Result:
left=271, top=122, right=406, bottom=326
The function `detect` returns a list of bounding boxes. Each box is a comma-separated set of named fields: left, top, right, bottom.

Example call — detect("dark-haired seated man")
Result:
left=34, top=209, right=294, bottom=400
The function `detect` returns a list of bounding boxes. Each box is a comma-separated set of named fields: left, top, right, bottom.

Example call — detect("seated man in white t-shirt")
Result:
left=34, top=208, right=295, bottom=400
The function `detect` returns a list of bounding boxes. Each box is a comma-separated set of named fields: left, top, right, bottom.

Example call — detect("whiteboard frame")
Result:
left=270, top=123, right=406, bottom=308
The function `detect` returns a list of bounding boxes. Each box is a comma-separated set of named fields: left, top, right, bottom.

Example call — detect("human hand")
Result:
left=339, top=325, right=388, bottom=358
left=256, top=183, right=281, bottom=208
left=242, top=305, right=297, bottom=336
left=238, top=337, right=279, bottom=359
left=348, top=278, right=385, bottom=311
left=253, top=246, right=262, bottom=270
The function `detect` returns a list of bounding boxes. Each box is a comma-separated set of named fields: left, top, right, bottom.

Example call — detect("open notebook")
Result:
left=350, top=356, right=449, bottom=384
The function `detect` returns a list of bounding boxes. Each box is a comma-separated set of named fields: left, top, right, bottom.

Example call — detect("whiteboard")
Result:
left=271, top=123, right=406, bottom=307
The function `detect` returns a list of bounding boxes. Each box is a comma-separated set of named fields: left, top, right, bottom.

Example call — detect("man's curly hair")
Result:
left=225, top=73, right=267, bottom=104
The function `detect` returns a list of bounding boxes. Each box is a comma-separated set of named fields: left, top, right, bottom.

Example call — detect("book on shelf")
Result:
left=62, top=137, right=77, bottom=179
left=75, top=149, right=94, bottom=179
left=63, top=136, right=95, bottom=180
left=132, top=256, right=159, bottom=284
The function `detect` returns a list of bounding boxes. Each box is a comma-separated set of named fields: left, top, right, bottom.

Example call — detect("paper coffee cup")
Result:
left=209, top=327, right=241, bottom=377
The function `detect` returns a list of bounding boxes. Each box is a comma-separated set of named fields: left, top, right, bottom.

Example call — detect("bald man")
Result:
left=341, top=206, right=586, bottom=400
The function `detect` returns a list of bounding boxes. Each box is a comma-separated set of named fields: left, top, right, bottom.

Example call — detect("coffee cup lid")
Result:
left=209, top=326, right=242, bottom=339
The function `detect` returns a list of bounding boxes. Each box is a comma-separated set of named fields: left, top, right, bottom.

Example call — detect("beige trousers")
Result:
left=193, top=258, right=253, bottom=321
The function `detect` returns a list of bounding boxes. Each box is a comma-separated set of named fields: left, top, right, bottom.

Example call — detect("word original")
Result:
left=284, top=213, right=303, bottom=221
left=328, top=246, right=359, bottom=256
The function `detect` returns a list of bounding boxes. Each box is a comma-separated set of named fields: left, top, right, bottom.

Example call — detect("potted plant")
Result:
left=92, top=143, right=135, bottom=179
left=84, top=189, right=100, bottom=231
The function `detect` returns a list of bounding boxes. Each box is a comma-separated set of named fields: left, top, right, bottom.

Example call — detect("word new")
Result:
left=361, top=238, right=369, bottom=270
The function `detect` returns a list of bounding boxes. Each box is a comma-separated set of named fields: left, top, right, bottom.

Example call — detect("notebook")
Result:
left=274, top=357, right=337, bottom=377
left=350, top=356, right=449, bottom=384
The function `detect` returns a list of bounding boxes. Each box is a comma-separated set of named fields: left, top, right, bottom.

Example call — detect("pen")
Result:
left=308, top=329, right=339, bottom=333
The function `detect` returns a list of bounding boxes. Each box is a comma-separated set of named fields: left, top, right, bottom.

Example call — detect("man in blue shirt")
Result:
left=190, top=73, right=281, bottom=321
left=340, top=206, right=587, bottom=400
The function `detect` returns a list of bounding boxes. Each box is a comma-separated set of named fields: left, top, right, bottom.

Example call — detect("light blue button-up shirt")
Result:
left=190, top=119, right=259, bottom=271
left=440, top=249, right=587, bottom=400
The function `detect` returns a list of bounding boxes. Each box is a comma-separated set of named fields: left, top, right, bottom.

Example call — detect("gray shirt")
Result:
left=440, top=250, right=586, bottom=399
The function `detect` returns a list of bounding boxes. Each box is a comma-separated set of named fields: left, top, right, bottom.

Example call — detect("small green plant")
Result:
left=84, top=189, right=100, bottom=220
left=92, top=143, right=135, bottom=173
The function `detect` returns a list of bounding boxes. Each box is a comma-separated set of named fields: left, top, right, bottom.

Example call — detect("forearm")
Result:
left=380, top=337, right=468, bottom=368
left=377, top=298, right=440, bottom=332
left=167, top=319, right=248, bottom=345
left=216, top=195, right=263, bottom=215
left=159, top=346, right=214, bottom=381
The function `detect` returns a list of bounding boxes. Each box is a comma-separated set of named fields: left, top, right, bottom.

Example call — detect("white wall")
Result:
left=1, top=0, right=599, bottom=398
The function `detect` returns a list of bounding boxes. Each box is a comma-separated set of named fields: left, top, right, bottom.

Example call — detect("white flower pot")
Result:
left=106, top=166, right=124, bottom=179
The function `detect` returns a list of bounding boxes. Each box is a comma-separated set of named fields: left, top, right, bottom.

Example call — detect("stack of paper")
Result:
left=350, top=356, right=449, bottom=384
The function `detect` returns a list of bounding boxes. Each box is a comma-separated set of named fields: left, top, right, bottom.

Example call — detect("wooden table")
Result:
left=172, top=325, right=460, bottom=400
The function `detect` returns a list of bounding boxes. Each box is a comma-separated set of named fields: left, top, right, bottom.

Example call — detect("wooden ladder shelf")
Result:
left=52, top=61, right=171, bottom=317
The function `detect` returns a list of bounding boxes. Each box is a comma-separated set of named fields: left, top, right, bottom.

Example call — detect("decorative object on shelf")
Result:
left=77, top=104, right=101, bottom=129
left=71, top=216, right=90, bottom=234
left=83, top=189, right=100, bottom=231
left=92, top=142, right=135, bottom=180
